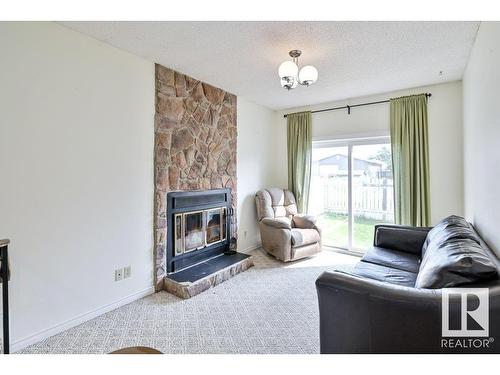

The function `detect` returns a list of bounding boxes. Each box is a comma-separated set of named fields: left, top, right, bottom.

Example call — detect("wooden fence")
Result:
left=310, top=177, right=394, bottom=221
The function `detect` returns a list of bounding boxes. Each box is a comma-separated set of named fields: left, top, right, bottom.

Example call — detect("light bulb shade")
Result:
left=278, top=60, right=298, bottom=79
left=299, top=65, right=318, bottom=85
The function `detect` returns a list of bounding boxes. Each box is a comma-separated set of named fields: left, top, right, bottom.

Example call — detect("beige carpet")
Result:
left=18, top=248, right=358, bottom=354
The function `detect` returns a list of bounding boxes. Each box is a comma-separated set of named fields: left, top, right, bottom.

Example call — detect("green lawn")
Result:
left=317, top=212, right=391, bottom=250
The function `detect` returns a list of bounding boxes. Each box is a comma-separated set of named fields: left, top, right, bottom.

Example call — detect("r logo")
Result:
left=442, top=288, right=489, bottom=337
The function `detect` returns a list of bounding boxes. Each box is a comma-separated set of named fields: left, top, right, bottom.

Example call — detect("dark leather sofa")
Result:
left=316, top=216, right=500, bottom=353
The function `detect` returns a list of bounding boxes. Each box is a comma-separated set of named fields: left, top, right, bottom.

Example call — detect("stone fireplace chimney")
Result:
left=153, top=64, right=237, bottom=291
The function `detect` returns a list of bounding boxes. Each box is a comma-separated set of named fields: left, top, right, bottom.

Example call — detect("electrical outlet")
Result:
left=244, top=231, right=247, bottom=238
left=123, top=266, right=131, bottom=279
left=115, top=268, right=123, bottom=281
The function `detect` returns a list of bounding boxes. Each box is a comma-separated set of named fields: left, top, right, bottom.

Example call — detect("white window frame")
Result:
left=312, top=134, right=391, bottom=253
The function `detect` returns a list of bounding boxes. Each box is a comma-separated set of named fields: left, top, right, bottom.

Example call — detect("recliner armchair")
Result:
left=255, top=188, right=321, bottom=262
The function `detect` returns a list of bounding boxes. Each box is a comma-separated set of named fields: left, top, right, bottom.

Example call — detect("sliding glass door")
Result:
left=309, top=137, right=394, bottom=252
left=310, top=145, right=349, bottom=248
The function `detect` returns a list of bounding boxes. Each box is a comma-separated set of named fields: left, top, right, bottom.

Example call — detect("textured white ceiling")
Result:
left=59, top=21, right=479, bottom=110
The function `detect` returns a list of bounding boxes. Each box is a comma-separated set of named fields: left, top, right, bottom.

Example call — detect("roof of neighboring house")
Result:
left=318, top=154, right=383, bottom=167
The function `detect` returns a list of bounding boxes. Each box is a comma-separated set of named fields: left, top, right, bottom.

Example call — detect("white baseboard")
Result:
left=10, top=286, right=155, bottom=353
left=237, top=243, right=262, bottom=254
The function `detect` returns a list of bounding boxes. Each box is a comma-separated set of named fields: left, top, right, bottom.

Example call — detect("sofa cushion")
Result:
left=421, top=215, right=480, bottom=257
left=415, top=216, right=498, bottom=288
left=416, top=238, right=498, bottom=288
left=290, top=228, right=320, bottom=247
left=351, top=261, right=417, bottom=287
left=374, top=225, right=430, bottom=255
left=362, top=246, right=420, bottom=273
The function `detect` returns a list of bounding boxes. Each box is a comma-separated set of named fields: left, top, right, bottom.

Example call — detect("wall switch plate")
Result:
left=123, top=266, right=131, bottom=279
left=115, top=268, right=123, bottom=281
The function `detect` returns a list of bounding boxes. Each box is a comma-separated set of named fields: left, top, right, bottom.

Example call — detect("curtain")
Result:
left=390, top=94, right=430, bottom=226
left=287, top=111, right=312, bottom=213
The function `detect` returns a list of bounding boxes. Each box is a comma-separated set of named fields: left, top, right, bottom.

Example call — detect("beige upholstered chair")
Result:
left=255, top=188, right=322, bottom=262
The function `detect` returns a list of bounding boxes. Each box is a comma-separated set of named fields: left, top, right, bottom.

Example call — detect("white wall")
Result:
left=463, top=22, right=500, bottom=253
left=237, top=98, right=281, bottom=252
left=0, top=22, right=155, bottom=350
left=274, top=81, right=464, bottom=224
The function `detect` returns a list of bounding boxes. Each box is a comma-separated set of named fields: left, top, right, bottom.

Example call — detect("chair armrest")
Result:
left=292, top=214, right=317, bottom=229
left=374, top=224, right=431, bottom=255
left=261, top=217, right=292, bottom=229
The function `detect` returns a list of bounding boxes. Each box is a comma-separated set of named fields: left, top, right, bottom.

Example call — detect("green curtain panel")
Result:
left=287, top=111, right=312, bottom=213
left=390, top=94, right=431, bottom=226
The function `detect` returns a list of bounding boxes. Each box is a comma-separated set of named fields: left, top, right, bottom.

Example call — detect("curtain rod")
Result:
left=283, top=93, right=432, bottom=118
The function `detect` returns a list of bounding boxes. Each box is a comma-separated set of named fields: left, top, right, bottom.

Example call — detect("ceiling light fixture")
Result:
left=278, top=50, right=318, bottom=90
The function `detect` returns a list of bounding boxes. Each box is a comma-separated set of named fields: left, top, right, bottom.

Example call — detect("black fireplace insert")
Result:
left=166, top=188, right=233, bottom=273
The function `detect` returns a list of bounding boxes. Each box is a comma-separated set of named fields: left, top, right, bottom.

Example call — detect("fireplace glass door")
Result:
left=184, top=211, right=205, bottom=252
left=174, top=214, right=184, bottom=255
left=206, top=208, right=222, bottom=245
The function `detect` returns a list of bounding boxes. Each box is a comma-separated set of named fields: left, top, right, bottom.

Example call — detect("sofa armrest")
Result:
left=292, top=214, right=317, bottom=229
left=316, top=270, right=500, bottom=353
left=374, top=224, right=431, bottom=255
left=316, top=270, right=442, bottom=353
left=316, top=270, right=440, bottom=302
left=261, top=217, right=292, bottom=230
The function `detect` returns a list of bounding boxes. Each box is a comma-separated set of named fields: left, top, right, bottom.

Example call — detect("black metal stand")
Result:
left=224, top=237, right=237, bottom=255
left=224, top=208, right=237, bottom=255
left=0, top=240, right=10, bottom=354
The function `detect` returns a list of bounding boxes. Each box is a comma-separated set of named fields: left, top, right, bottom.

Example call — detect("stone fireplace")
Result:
left=154, top=64, right=238, bottom=290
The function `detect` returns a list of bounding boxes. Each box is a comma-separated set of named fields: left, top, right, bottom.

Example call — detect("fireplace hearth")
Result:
left=164, top=188, right=253, bottom=299
left=166, top=188, right=233, bottom=274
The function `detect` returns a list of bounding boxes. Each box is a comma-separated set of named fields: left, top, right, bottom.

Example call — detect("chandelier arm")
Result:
left=292, top=55, right=304, bottom=86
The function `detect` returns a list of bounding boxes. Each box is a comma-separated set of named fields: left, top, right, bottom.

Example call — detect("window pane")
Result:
left=352, top=144, right=394, bottom=249
left=309, top=146, right=349, bottom=249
